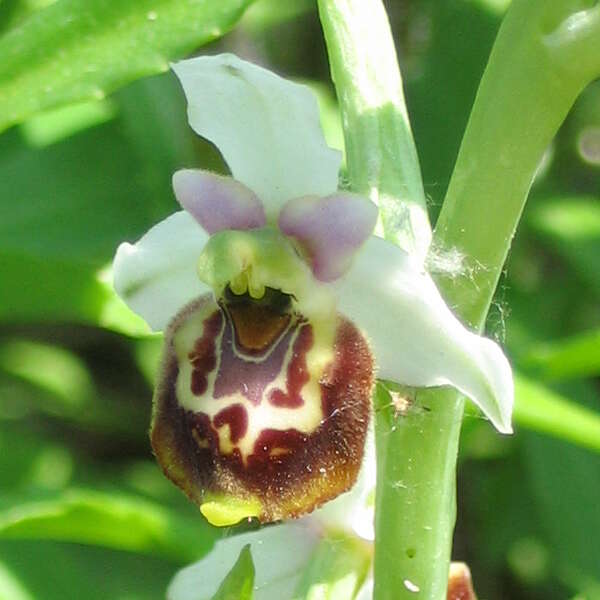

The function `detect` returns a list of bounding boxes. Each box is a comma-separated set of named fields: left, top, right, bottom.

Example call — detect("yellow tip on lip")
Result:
left=200, top=495, right=262, bottom=527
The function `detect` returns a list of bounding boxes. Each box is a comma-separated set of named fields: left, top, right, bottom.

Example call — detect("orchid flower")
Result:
left=112, top=53, right=513, bottom=529
left=166, top=432, right=478, bottom=599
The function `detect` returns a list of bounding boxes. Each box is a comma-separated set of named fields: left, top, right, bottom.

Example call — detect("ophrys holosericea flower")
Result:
left=112, top=54, right=513, bottom=526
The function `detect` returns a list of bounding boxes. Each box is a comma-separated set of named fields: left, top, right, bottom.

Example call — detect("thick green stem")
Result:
left=320, top=1, right=600, bottom=599
left=317, top=0, right=430, bottom=262
left=373, top=386, right=463, bottom=600
left=318, top=2, right=454, bottom=598
left=418, top=2, right=600, bottom=597
left=434, top=0, right=600, bottom=328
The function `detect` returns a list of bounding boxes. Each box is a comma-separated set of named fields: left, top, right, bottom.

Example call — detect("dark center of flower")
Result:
left=151, top=288, right=374, bottom=523
left=222, top=286, right=292, bottom=354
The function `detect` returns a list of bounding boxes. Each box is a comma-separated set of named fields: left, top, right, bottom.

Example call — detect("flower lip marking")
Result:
left=151, top=291, right=374, bottom=523
left=268, top=323, right=312, bottom=409
left=213, top=404, right=248, bottom=445
left=189, top=310, right=222, bottom=396
left=211, top=291, right=301, bottom=406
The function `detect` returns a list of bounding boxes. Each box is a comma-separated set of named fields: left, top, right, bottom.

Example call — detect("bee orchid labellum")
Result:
left=113, top=53, right=514, bottom=527
left=152, top=228, right=375, bottom=524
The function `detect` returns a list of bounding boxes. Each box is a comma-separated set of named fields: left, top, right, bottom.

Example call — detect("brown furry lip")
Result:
left=150, top=291, right=374, bottom=523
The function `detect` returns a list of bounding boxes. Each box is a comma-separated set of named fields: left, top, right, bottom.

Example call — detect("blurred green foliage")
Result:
left=0, top=0, right=253, bottom=132
left=0, top=0, right=598, bottom=598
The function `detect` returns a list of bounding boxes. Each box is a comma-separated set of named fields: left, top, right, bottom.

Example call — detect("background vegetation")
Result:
left=0, top=0, right=599, bottom=598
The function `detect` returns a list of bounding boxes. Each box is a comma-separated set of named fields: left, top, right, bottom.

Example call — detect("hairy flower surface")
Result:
left=112, top=54, right=513, bottom=526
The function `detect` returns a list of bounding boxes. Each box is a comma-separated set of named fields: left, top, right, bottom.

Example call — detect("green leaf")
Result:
left=0, top=425, right=73, bottom=492
left=514, top=374, right=600, bottom=454
left=523, top=430, right=600, bottom=594
left=0, top=340, right=93, bottom=407
left=405, top=1, right=502, bottom=216
left=211, top=544, right=255, bottom=600
left=0, top=252, right=110, bottom=325
left=0, top=338, right=149, bottom=435
left=19, top=99, right=117, bottom=147
left=0, top=71, right=205, bottom=334
left=0, top=0, right=57, bottom=34
left=243, top=0, right=314, bottom=31
left=0, top=558, right=32, bottom=600
left=528, top=196, right=600, bottom=295
left=0, top=0, right=254, bottom=133
left=0, top=119, right=161, bottom=330
left=522, top=328, right=600, bottom=380
left=0, top=489, right=219, bottom=563
left=0, top=251, right=151, bottom=334
left=0, top=540, right=180, bottom=600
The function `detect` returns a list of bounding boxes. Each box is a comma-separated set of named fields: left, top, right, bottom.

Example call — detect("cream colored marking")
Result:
left=215, top=424, right=234, bottom=454
left=174, top=304, right=333, bottom=464
left=269, top=447, right=291, bottom=457
left=175, top=301, right=225, bottom=415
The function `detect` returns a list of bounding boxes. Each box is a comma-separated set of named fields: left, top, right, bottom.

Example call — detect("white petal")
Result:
left=112, top=211, right=210, bottom=331
left=167, top=520, right=321, bottom=600
left=335, top=237, right=514, bottom=433
left=172, top=54, right=342, bottom=220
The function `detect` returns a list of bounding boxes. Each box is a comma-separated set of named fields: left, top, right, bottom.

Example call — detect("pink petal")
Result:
left=172, top=169, right=266, bottom=234
left=279, top=193, right=378, bottom=282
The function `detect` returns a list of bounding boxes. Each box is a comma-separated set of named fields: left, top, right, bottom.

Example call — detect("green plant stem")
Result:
left=387, top=2, right=600, bottom=598
left=321, top=1, right=600, bottom=599
left=434, top=0, right=600, bottom=329
left=317, top=0, right=430, bottom=262
left=425, top=10, right=600, bottom=590
left=373, top=385, right=463, bottom=600
left=319, top=2, right=456, bottom=598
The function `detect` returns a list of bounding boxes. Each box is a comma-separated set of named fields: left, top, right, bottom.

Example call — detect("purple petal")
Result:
left=173, top=169, right=266, bottom=234
left=279, top=193, right=378, bottom=282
